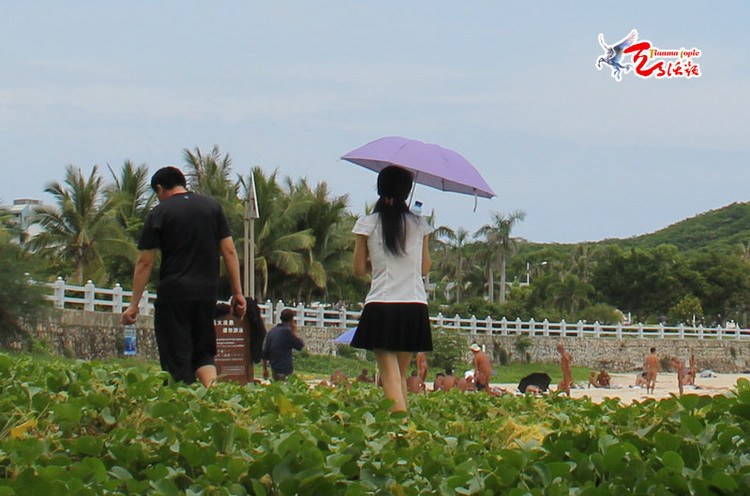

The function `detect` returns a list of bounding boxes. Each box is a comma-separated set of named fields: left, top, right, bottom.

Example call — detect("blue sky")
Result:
left=2, top=2, right=748, bottom=243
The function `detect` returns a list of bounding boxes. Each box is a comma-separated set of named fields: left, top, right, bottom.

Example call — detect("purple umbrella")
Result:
left=334, top=327, right=357, bottom=345
left=341, top=136, right=495, bottom=199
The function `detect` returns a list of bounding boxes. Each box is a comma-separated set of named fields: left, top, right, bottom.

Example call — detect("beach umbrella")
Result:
left=334, top=327, right=357, bottom=345
left=518, top=372, right=552, bottom=393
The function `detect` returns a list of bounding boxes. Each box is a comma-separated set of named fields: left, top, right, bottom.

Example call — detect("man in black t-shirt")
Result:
left=262, top=309, right=304, bottom=381
left=122, top=166, right=246, bottom=386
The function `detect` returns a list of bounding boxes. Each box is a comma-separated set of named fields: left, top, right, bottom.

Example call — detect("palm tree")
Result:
left=183, top=145, right=239, bottom=204
left=287, top=178, right=353, bottom=302
left=248, top=167, right=315, bottom=300
left=183, top=146, right=243, bottom=237
left=569, top=243, right=597, bottom=283
left=548, top=273, right=594, bottom=317
left=29, top=165, right=133, bottom=284
left=105, top=159, right=155, bottom=240
left=474, top=210, right=526, bottom=303
left=436, top=226, right=471, bottom=304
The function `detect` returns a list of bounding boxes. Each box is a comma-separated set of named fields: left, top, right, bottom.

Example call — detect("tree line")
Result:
left=2, top=145, right=749, bottom=331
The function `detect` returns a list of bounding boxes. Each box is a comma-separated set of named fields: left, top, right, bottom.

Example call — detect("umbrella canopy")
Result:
left=341, top=136, right=495, bottom=199
left=334, top=327, right=357, bottom=345
left=518, top=372, right=552, bottom=393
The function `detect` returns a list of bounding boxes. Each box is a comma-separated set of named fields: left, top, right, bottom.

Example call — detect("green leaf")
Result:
left=602, top=444, right=626, bottom=472
left=729, top=403, right=750, bottom=420
left=108, top=466, right=133, bottom=480
left=74, top=436, right=103, bottom=457
left=150, top=478, right=180, bottom=496
left=250, top=479, right=268, bottom=496
left=204, top=464, right=225, bottom=485
left=51, top=403, right=81, bottom=423
left=653, top=431, right=682, bottom=451
left=499, top=449, right=527, bottom=470
left=711, top=471, right=738, bottom=491
left=546, top=461, right=573, bottom=479
left=661, top=451, right=685, bottom=473
left=0, top=354, right=13, bottom=375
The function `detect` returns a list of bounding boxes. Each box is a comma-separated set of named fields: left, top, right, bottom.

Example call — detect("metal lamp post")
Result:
left=525, top=261, right=548, bottom=285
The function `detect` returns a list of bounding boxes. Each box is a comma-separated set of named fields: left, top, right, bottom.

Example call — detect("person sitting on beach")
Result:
left=330, top=369, right=350, bottom=388
left=442, top=368, right=458, bottom=391
left=588, top=371, right=599, bottom=388
left=355, top=368, right=374, bottom=383
left=525, top=384, right=543, bottom=394
left=633, top=372, right=648, bottom=388
left=432, top=372, right=445, bottom=392
left=406, top=370, right=425, bottom=393
left=456, top=372, right=476, bottom=392
left=596, top=370, right=611, bottom=388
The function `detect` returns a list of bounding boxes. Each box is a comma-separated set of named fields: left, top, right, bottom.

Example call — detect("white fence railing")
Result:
left=42, top=279, right=750, bottom=341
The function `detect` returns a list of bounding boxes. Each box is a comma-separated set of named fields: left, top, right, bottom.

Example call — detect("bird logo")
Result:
left=595, top=29, right=638, bottom=81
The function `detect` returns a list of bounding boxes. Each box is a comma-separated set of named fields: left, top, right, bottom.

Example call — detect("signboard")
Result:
left=214, top=314, right=253, bottom=384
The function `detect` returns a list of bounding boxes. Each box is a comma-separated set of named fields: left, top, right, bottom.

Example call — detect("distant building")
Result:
left=1, top=199, right=46, bottom=245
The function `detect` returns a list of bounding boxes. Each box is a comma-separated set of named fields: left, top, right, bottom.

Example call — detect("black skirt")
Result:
left=351, top=302, right=432, bottom=352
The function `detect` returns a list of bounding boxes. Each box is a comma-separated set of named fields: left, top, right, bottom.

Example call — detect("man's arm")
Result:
left=289, top=321, right=304, bottom=350
left=122, top=249, right=156, bottom=324
left=219, top=236, right=246, bottom=319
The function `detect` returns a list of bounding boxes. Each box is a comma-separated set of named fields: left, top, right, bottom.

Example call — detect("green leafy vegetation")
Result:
left=0, top=230, right=47, bottom=342
left=1, top=353, right=749, bottom=494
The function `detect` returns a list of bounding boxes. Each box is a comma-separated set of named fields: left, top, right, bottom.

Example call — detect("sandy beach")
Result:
left=492, top=372, right=748, bottom=404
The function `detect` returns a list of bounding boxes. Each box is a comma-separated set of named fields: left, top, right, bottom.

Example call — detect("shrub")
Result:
left=494, top=345, right=510, bottom=365
left=430, top=328, right=467, bottom=372
left=576, top=303, right=625, bottom=325
left=0, top=233, right=47, bottom=343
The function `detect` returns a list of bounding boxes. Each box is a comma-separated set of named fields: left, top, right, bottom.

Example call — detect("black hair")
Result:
left=373, top=166, right=413, bottom=255
left=650, top=347, right=656, bottom=353
left=280, top=308, right=295, bottom=323
left=150, top=166, right=187, bottom=192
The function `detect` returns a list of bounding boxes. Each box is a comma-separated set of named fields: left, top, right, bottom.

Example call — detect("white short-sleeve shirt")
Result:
left=353, top=213, right=433, bottom=304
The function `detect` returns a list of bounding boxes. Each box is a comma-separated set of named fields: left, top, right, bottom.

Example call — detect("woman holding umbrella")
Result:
left=350, top=166, right=433, bottom=413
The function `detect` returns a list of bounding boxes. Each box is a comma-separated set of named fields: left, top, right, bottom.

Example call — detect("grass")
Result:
left=264, top=350, right=592, bottom=385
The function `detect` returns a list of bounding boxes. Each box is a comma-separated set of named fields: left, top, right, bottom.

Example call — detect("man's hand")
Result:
left=262, top=362, right=269, bottom=380
left=122, top=304, right=138, bottom=325
left=231, top=294, right=247, bottom=320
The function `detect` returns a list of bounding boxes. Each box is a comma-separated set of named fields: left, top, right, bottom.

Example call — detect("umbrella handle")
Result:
left=473, top=190, right=478, bottom=212
left=408, top=174, right=417, bottom=207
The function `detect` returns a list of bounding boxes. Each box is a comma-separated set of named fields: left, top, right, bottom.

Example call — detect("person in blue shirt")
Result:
left=262, top=308, right=304, bottom=381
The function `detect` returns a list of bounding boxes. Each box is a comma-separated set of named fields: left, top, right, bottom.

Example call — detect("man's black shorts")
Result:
left=154, top=300, right=216, bottom=384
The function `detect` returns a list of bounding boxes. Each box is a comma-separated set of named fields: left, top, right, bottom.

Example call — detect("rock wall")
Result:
left=9, top=310, right=750, bottom=373
left=14, top=309, right=159, bottom=361
left=468, top=335, right=750, bottom=373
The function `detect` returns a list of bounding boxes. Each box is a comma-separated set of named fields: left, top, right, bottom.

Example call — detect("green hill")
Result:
left=613, top=202, right=750, bottom=253
left=514, top=202, right=750, bottom=268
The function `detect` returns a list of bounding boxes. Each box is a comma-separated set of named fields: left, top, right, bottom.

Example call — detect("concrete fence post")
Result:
left=316, top=306, right=325, bottom=327
left=112, top=283, right=123, bottom=313
left=53, top=277, right=65, bottom=309
left=84, top=280, right=95, bottom=311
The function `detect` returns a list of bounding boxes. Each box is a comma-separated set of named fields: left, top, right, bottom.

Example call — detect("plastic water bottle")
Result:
left=123, top=324, right=137, bottom=356
left=411, top=200, right=423, bottom=216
